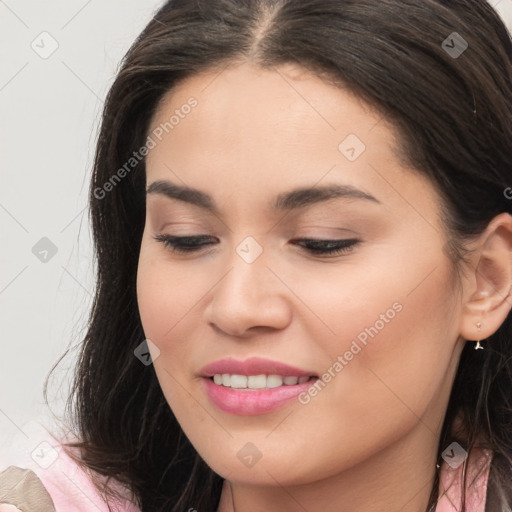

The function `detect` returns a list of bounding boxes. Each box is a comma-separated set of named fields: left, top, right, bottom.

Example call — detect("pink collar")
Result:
left=435, top=446, right=492, bottom=512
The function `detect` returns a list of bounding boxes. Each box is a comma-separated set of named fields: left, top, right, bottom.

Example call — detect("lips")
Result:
left=199, top=357, right=317, bottom=378
left=199, top=357, right=318, bottom=415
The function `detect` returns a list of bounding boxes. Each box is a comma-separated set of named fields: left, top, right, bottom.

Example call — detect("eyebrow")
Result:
left=146, top=179, right=381, bottom=215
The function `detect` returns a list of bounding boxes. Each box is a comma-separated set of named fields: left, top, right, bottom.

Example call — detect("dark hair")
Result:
left=44, top=0, right=512, bottom=510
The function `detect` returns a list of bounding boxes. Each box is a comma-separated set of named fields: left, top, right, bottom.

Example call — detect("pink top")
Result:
left=0, top=422, right=140, bottom=512
left=0, top=423, right=492, bottom=511
left=435, top=445, right=492, bottom=512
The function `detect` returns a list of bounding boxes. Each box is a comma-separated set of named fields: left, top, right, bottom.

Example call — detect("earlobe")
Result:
left=459, top=212, right=512, bottom=342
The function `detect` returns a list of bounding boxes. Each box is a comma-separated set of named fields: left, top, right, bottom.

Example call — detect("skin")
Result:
left=136, top=61, right=512, bottom=512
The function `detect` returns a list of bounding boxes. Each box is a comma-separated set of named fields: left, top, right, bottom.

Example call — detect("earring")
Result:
left=474, top=322, right=484, bottom=350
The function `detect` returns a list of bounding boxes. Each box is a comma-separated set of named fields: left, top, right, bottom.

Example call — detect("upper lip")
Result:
left=199, top=357, right=317, bottom=378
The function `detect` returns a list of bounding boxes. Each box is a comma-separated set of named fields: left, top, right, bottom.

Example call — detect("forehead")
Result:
left=144, top=61, right=435, bottom=218
left=146, top=60, right=395, bottom=161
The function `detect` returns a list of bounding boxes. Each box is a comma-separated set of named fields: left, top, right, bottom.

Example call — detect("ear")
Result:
left=459, top=212, right=512, bottom=342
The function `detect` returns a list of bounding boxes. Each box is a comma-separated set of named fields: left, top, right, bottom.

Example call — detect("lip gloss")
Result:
left=202, top=377, right=317, bottom=415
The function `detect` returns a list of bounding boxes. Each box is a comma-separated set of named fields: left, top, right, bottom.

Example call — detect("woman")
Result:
left=1, top=0, right=511, bottom=510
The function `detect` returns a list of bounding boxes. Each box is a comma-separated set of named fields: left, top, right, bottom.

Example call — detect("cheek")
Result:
left=287, top=243, right=458, bottom=421
left=136, top=248, right=206, bottom=356
left=136, top=249, right=208, bottom=419
left=304, top=253, right=459, bottom=430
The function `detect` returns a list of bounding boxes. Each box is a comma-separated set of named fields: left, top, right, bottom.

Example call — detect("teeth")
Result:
left=248, top=375, right=268, bottom=389
left=211, top=374, right=312, bottom=389
left=266, top=375, right=283, bottom=388
left=230, top=374, right=248, bottom=388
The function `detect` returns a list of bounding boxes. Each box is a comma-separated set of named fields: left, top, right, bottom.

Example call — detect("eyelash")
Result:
left=153, top=234, right=359, bottom=256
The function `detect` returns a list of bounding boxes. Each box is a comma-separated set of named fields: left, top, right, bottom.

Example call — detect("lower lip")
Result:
left=202, top=377, right=317, bottom=415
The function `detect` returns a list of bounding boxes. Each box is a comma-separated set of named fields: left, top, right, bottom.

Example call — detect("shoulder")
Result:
left=0, top=422, right=140, bottom=512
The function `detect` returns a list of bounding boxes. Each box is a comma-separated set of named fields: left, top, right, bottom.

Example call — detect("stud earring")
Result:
left=474, top=322, right=484, bottom=350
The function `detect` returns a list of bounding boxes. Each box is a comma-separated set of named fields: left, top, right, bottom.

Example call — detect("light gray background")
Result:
left=0, top=0, right=165, bottom=460
left=1, top=0, right=512, bottom=460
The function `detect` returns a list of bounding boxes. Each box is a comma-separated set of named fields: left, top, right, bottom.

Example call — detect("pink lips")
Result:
left=199, top=357, right=318, bottom=416
left=200, top=357, right=315, bottom=378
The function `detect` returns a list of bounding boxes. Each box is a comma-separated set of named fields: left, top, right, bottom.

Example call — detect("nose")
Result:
left=205, top=244, right=293, bottom=338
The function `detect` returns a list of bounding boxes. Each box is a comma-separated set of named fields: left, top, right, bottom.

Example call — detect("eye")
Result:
left=290, top=238, right=360, bottom=256
left=154, top=234, right=359, bottom=257
left=153, top=234, right=217, bottom=253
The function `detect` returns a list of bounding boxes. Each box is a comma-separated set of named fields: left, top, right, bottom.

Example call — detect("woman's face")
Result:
left=136, top=61, right=465, bottom=486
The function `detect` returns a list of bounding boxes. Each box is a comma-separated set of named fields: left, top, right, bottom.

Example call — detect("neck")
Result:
left=220, top=420, right=441, bottom=512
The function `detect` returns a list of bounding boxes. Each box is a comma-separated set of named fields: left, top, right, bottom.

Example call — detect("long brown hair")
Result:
left=45, top=1, right=512, bottom=510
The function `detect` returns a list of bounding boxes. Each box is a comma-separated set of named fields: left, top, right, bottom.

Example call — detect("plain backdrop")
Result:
left=1, top=0, right=512, bottom=461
